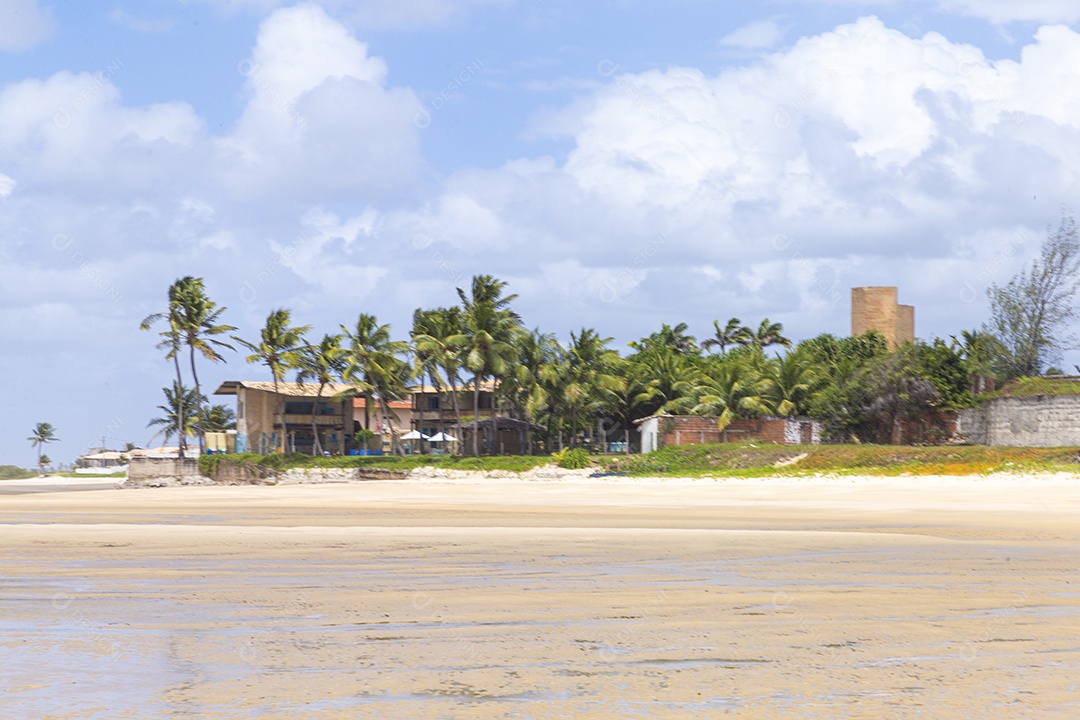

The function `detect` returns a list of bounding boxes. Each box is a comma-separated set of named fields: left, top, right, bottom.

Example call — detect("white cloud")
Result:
left=720, top=20, right=784, bottom=49
left=0, top=171, right=14, bottom=196
left=0, top=0, right=54, bottom=51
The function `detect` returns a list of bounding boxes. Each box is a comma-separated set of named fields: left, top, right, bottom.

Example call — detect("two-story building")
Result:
left=214, top=381, right=358, bottom=455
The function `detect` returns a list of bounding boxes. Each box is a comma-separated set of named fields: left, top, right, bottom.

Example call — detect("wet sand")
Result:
left=2, top=475, right=1079, bottom=718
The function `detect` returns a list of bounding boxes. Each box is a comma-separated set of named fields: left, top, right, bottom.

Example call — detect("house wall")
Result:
left=958, top=395, right=1080, bottom=446
left=239, top=387, right=277, bottom=452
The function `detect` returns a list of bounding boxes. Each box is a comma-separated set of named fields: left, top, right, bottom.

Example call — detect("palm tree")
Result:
left=413, top=307, right=466, bottom=444
left=502, top=329, right=560, bottom=453
left=141, top=279, right=192, bottom=458
left=146, top=383, right=201, bottom=448
left=562, top=328, right=623, bottom=446
left=234, top=308, right=310, bottom=451
left=701, top=318, right=752, bottom=354
left=750, top=318, right=792, bottom=352
left=633, top=348, right=700, bottom=416
left=764, top=347, right=824, bottom=417
left=293, top=334, right=346, bottom=456
left=341, top=314, right=410, bottom=433
left=691, top=353, right=772, bottom=430
left=199, top=404, right=237, bottom=433
left=171, top=277, right=237, bottom=452
left=37, top=455, right=52, bottom=475
left=628, top=322, right=699, bottom=356
left=27, top=422, right=58, bottom=476
left=452, top=275, right=524, bottom=455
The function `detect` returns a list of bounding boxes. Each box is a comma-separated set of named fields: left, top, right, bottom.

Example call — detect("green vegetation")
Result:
left=618, top=443, right=1080, bottom=478
left=0, top=465, right=35, bottom=480
left=982, top=376, right=1080, bottom=399
left=553, top=447, right=590, bottom=469
left=198, top=452, right=550, bottom=477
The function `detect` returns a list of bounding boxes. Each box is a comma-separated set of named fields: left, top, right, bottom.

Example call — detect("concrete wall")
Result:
left=127, top=457, right=202, bottom=485
left=958, top=395, right=1080, bottom=446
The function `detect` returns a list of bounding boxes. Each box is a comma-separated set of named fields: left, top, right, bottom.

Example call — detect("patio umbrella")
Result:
left=400, top=430, right=429, bottom=440
left=428, top=432, right=457, bottom=442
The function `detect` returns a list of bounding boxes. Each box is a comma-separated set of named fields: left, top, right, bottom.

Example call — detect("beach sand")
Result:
left=2, top=474, right=1079, bottom=718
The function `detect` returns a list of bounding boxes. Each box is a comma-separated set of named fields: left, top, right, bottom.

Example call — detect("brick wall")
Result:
left=659, top=416, right=821, bottom=447
left=851, top=286, right=914, bottom=349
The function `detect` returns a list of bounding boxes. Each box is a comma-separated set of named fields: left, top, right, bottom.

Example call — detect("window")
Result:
left=427, top=396, right=440, bottom=410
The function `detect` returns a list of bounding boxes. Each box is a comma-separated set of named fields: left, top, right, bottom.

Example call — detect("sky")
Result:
left=4, top=0, right=1080, bottom=466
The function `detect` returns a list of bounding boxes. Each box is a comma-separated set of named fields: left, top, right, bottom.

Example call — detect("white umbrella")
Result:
left=400, top=430, right=429, bottom=440
left=429, top=432, right=457, bottom=442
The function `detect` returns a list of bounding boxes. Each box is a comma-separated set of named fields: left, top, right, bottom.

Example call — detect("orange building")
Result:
left=851, top=286, right=914, bottom=349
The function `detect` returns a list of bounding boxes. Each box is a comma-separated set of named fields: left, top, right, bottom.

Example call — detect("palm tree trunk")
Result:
left=492, top=380, right=500, bottom=455
left=311, top=385, right=324, bottom=456
left=173, top=351, right=186, bottom=459
left=381, top=398, right=402, bottom=455
left=189, top=347, right=204, bottom=455
left=571, top=408, right=578, bottom=448
left=272, top=375, right=283, bottom=453
left=472, top=378, right=481, bottom=457
left=449, top=373, right=461, bottom=456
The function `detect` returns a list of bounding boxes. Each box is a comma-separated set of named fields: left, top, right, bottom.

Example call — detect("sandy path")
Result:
left=2, top=476, right=1079, bottom=718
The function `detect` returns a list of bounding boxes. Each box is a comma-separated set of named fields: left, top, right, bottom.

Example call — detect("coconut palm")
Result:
left=141, top=279, right=193, bottom=458
left=293, top=334, right=346, bottom=456
left=562, top=328, right=623, bottom=446
left=701, top=318, right=752, bottom=354
left=502, top=329, right=560, bottom=453
left=234, top=308, right=310, bottom=450
left=341, top=313, right=410, bottom=433
left=634, top=348, right=700, bottom=416
left=764, top=347, right=825, bottom=417
left=628, top=322, right=699, bottom=356
left=27, top=422, right=59, bottom=476
left=413, top=307, right=466, bottom=443
left=692, top=354, right=772, bottom=429
left=170, top=277, right=237, bottom=452
left=750, top=318, right=792, bottom=352
left=199, top=404, right=237, bottom=433
left=452, top=275, right=524, bottom=456
left=146, top=383, right=201, bottom=448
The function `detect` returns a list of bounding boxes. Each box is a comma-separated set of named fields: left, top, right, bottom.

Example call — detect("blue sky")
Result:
left=4, top=0, right=1080, bottom=465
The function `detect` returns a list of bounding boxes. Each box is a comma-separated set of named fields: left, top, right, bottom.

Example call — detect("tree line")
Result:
left=141, top=214, right=1080, bottom=455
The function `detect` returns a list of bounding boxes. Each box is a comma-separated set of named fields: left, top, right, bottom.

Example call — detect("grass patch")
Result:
left=199, top=452, right=550, bottom=477
left=616, top=443, right=1080, bottom=477
left=982, top=376, right=1080, bottom=399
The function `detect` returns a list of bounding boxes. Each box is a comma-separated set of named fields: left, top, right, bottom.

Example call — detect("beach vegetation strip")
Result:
left=194, top=444, right=1080, bottom=481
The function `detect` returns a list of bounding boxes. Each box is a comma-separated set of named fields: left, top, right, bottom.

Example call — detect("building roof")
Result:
left=216, top=380, right=496, bottom=397
left=214, top=381, right=363, bottom=398
left=409, top=379, right=496, bottom=393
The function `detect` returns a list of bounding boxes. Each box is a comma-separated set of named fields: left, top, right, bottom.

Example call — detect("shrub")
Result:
left=557, top=447, right=590, bottom=470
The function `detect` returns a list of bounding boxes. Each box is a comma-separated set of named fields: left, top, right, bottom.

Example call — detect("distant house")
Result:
left=214, top=381, right=359, bottom=455
left=636, top=414, right=822, bottom=453
left=407, top=380, right=501, bottom=435
left=74, top=450, right=127, bottom=474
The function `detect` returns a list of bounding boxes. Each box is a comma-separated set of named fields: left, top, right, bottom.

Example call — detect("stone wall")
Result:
left=958, top=395, right=1080, bottom=446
